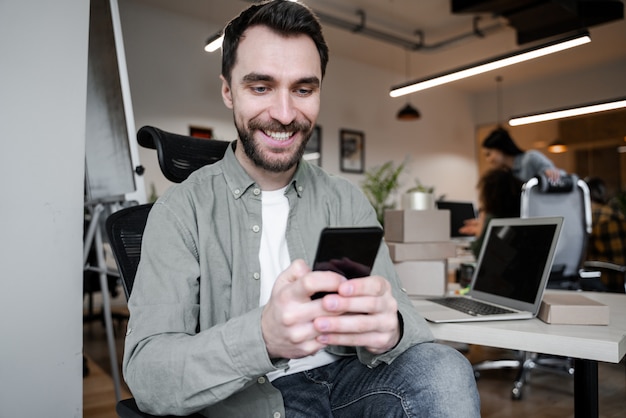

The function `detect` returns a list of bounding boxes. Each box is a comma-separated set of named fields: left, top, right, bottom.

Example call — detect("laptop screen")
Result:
left=435, top=201, right=476, bottom=238
left=472, top=219, right=560, bottom=304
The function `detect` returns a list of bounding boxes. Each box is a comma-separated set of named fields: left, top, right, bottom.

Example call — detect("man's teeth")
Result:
left=265, top=131, right=292, bottom=140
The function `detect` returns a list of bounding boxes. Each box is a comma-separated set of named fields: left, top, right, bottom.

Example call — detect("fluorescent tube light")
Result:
left=509, top=97, right=626, bottom=126
left=389, top=32, right=590, bottom=97
left=204, top=33, right=224, bottom=52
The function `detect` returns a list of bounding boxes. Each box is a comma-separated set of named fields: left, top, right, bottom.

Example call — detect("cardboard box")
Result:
left=538, top=293, right=609, bottom=325
left=384, top=210, right=450, bottom=243
left=387, top=241, right=457, bottom=262
left=394, top=260, right=447, bottom=296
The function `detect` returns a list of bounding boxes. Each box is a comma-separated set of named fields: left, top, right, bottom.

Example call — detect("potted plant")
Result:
left=361, top=161, right=405, bottom=225
left=403, top=178, right=435, bottom=210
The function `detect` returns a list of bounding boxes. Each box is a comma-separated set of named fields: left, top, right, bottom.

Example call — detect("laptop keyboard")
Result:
left=428, top=297, right=515, bottom=316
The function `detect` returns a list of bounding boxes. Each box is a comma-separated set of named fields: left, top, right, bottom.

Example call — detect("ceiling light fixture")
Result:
left=509, top=96, right=626, bottom=126
left=389, top=31, right=590, bottom=97
left=547, top=140, right=568, bottom=154
left=396, top=50, right=421, bottom=121
left=204, top=32, right=223, bottom=52
left=396, top=103, right=421, bottom=121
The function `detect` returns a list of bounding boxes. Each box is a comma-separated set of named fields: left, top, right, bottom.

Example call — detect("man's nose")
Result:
left=268, top=91, right=297, bottom=125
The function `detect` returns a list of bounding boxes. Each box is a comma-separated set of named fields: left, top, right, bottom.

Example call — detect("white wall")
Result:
left=0, top=0, right=87, bottom=416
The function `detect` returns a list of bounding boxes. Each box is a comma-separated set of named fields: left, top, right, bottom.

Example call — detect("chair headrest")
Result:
left=136, top=125, right=229, bottom=183
left=536, top=173, right=577, bottom=193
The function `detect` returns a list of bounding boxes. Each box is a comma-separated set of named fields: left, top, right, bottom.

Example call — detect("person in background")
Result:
left=482, top=127, right=561, bottom=183
left=460, top=167, right=524, bottom=257
left=585, top=176, right=626, bottom=293
left=122, top=1, right=480, bottom=417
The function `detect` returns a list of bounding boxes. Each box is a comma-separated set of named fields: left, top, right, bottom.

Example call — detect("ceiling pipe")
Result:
left=239, top=0, right=506, bottom=52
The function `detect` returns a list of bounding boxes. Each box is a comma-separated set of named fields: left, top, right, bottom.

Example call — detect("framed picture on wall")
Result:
left=304, top=125, right=322, bottom=166
left=340, top=129, right=364, bottom=173
left=189, top=125, right=213, bottom=139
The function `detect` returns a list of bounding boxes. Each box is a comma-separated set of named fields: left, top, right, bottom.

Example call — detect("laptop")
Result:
left=413, top=216, right=563, bottom=323
left=435, top=201, right=476, bottom=238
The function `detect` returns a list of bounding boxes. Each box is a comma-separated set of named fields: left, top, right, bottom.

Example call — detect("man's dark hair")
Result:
left=482, top=127, right=524, bottom=156
left=221, top=0, right=329, bottom=84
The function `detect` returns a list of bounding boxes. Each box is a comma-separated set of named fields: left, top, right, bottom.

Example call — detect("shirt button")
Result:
left=253, top=272, right=260, bottom=280
left=234, top=189, right=241, bottom=195
left=297, top=185, right=303, bottom=192
left=257, top=376, right=266, bottom=384
left=253, top=188, right=261, bottom=195
left=273, top=412, right=281, bottom=418
left=252, top=225, right=260, bottom=233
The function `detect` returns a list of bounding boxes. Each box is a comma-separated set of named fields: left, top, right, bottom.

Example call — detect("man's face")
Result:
left=221, top=25, right=322, bottom=173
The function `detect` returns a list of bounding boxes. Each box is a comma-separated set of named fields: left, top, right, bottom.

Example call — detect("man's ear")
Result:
left=220, top=75, right=233, bottom=109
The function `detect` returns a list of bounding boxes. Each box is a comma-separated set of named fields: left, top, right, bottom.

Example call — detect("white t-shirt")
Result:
left=259, top=187, right=339, bottom=382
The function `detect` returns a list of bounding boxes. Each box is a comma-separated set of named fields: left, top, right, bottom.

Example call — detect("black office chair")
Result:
left=137, top=125, right=229, bottom=184
left=105, top=126, right=227, bottom=417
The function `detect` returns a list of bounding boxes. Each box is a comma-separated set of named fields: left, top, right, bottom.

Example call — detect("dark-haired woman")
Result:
left=482, top=127, right=561, bottom=182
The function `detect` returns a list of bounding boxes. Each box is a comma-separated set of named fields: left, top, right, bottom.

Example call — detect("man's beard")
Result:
left=236, top=118, right=313, bottom=173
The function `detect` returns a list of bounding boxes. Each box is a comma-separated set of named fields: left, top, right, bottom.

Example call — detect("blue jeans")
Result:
left=272, top=342, right=480, bottom=418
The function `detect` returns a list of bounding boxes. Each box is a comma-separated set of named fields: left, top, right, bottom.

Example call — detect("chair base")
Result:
left=511, top=353, right=574, bottom=400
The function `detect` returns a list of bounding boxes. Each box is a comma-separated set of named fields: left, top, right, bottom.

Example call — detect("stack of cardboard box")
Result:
left=384, top=209, right=456, bottom=296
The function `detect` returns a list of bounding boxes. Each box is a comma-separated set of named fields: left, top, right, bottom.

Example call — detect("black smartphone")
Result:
left=311, top=226, right=384, bottom=299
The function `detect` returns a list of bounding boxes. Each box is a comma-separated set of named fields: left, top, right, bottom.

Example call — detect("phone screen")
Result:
left=311, top=226, right=383, bottom=299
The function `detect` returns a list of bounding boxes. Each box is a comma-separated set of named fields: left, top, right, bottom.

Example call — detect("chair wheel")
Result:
left=473, top=370, right=481, bottom=380
left=511, top=387, right=522, bottom=400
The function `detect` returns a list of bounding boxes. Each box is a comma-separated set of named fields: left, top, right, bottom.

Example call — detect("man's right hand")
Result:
left=260, top=259, right=346, bottom=359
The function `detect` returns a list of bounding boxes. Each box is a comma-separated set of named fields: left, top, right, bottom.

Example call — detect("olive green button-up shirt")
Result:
left=123, top=143, right=434, bottom=417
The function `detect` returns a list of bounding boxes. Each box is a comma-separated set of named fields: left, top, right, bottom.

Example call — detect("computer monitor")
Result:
left=435, top=201, right=476, bottom=238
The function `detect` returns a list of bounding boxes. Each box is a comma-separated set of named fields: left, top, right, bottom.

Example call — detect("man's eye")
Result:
left=251, top=86, right=268, bottom=94
left=296, top=88, right=313, bottom=96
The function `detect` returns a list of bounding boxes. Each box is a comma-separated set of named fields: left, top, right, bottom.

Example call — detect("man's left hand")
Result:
left=312, top=276, right=400, bottom=354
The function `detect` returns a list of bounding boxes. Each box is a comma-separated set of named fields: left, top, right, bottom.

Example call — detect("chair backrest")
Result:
left=137, top=125, right=230, bottom=183
left=105, top=203, right=153, bottom=299
left=521, top=173, right=592, bottom=279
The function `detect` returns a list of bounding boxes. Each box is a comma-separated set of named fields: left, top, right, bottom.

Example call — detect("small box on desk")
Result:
left=384, top=210, right=450, bottom=243
left=394, top=260, right=447, bottom=296
left=387, top=242, right=457, bottom=262
left=538, top=293, right=609, bottom=325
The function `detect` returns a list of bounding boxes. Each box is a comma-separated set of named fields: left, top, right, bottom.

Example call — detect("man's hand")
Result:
left=312, top=276, right=400, bottom=354
left=261, top=259, right=345, bottom=359
left=261, top=259, right=401, bottom=360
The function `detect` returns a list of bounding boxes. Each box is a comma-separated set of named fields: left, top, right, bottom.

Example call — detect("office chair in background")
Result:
left=510, top=172, right=594, bottom=400
left=106, top=126, right=228, bottom=418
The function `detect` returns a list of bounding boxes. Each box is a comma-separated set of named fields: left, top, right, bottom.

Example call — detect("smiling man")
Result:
left=123, top=1, right=480, bottom=417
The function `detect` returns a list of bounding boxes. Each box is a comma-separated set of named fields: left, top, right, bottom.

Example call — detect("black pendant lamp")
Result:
left=396, top=50, right=420, bottom=121
left=397, top=103, right=421, bottom=120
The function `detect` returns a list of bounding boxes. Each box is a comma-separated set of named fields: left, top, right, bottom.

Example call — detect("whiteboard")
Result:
left=84, top=0, right=136, bottom=202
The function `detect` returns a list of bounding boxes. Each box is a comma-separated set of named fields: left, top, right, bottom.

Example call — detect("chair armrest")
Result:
left=583, top=260, right=626, bottom=273
left=116, top=398, right=205, bottom=418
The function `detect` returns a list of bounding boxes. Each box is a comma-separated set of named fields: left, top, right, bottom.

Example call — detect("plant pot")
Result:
left=403, top=191, right=435, bottom=210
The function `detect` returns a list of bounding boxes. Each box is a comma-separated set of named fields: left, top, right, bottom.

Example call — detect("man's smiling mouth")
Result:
left=264, top=130, right=293, bottom=141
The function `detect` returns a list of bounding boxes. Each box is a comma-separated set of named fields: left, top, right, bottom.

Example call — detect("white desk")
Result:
left=412, top=291, right=626, bottom=418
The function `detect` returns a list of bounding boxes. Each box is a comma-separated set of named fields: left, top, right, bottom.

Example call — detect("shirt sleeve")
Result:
left=517, top=150, right=557, bottom=181
left=122, top=201, right=286, bottom=416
